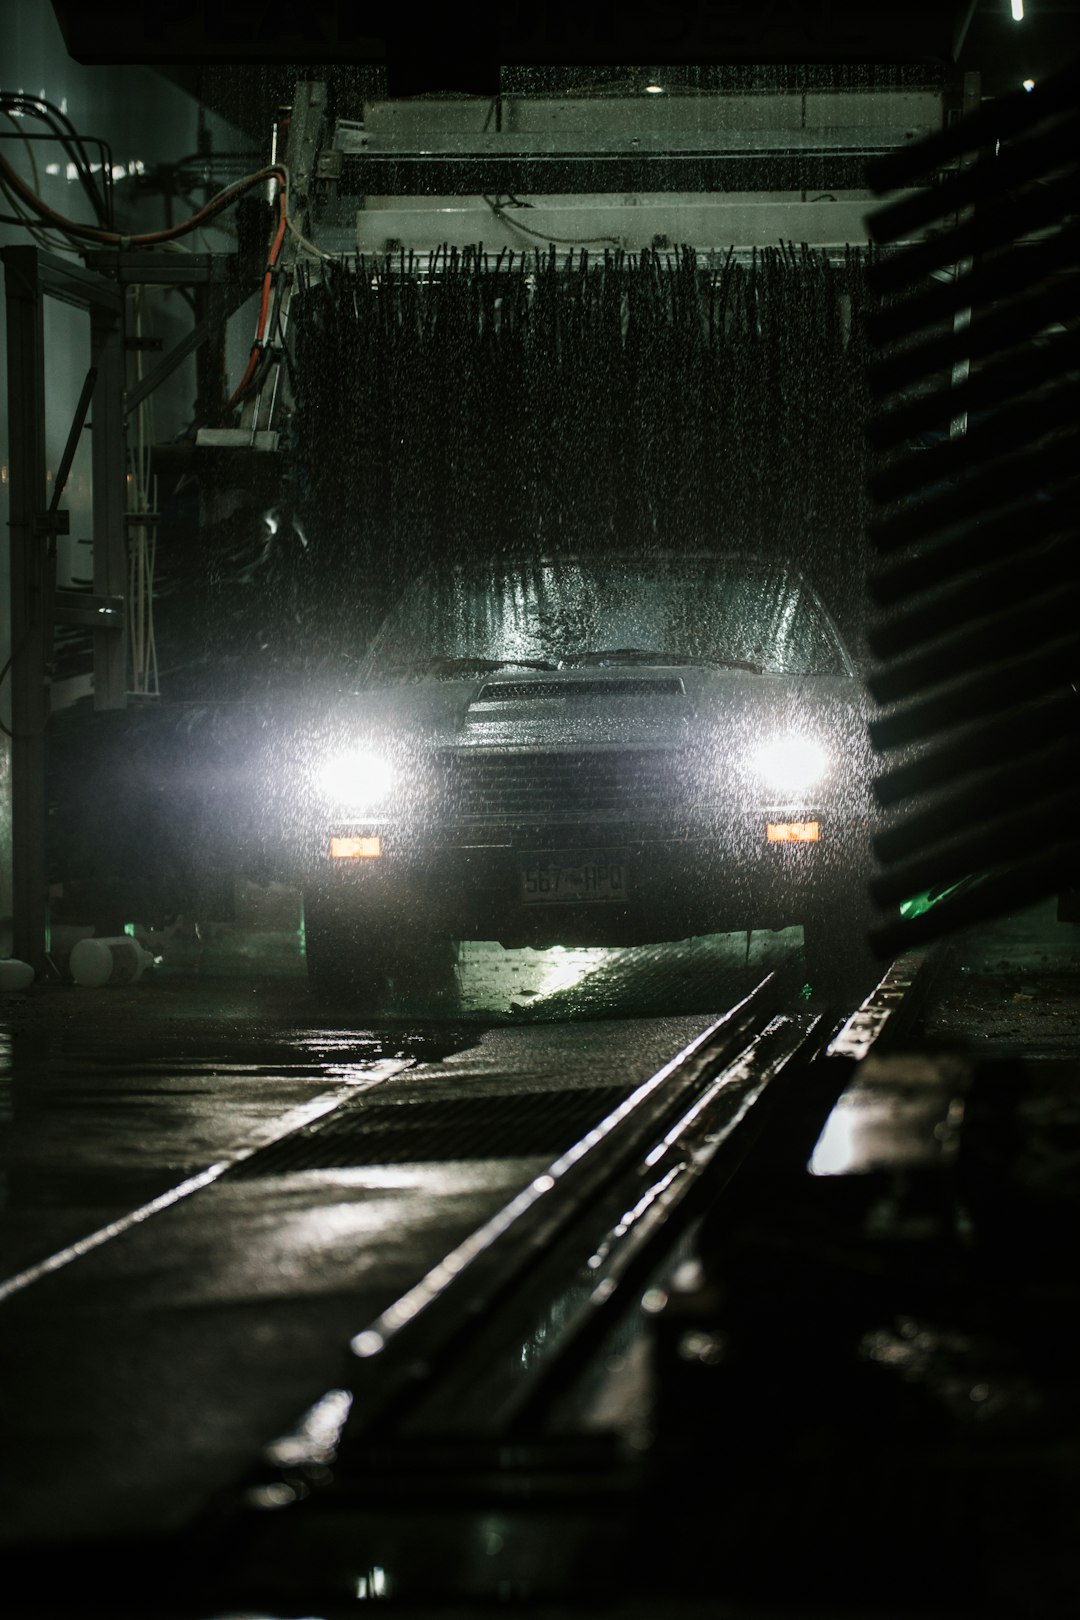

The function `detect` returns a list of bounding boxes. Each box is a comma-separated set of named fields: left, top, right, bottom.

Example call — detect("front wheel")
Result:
left=802, top=890, right=884, bottom=1009
left=303, top=894, right=459, bottom=1014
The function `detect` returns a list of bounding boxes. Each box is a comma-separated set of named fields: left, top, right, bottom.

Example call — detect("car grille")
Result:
left=475, top=677, right=685, bottom=702
left=437, top=748, right=696, bottom=824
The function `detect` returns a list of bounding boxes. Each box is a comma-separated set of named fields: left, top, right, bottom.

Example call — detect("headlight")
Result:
left=314, top=748, right=394, bottom=810
left=751, top=733, right=828, bottom=794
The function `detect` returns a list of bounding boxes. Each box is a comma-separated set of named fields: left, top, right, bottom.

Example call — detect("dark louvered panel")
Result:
left=226, top=1086, right=631, bottom=1175
left=863, top=61, right=1080, bottom=956
left=438, top=749, right=694, bottom=823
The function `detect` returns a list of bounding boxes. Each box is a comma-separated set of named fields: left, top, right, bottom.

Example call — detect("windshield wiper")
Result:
left=381, top=656, right=561, bottom=676
left=562, top=648, right=765, bottom=674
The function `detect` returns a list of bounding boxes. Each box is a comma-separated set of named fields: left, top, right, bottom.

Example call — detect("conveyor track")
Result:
left=207, top=955, right=932, bottom=1611
left=1, top=955, right=933, bottom=1615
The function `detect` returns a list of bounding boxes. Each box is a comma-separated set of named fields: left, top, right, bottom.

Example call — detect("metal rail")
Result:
left=332, top=972, right=793, bottom=1439
left=408, top=1004, right=824, bottom=1441
left=234, top=957, right=926, bottom=1488
left=199, top=954, right=934, bottom=1613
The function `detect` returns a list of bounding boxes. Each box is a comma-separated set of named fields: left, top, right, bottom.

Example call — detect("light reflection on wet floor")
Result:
left=0, top=931, right=805, bottom=1286
left=112, top=926, right=807, bottom=1022
left=405, top=927, right=804, bottom=1021
left=0, top=929, right=807, bottom=1268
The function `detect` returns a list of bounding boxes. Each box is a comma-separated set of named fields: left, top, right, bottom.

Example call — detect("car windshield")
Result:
left=366, top=556, right=849, bottom=679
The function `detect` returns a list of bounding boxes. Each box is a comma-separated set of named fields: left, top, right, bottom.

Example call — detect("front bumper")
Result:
left=305, top=812, right=869, bottom=947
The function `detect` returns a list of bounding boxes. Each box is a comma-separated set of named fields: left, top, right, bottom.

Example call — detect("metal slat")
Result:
left=225, top=1087, right=633, bottom=1176
left=863, top=61, right=1080, bottom=954
left=337, top=126, right=932, bottom=158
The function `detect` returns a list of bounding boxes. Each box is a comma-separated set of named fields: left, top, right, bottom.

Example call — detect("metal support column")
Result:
left=3, top=250, right=51, bottom=968
left=2, top=245, right=125, bottom=968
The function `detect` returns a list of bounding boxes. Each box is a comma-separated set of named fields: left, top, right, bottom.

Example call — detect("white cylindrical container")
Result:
left=69, top=936, right=153, bottom=988
left=0, top=958, right=35, bottom=992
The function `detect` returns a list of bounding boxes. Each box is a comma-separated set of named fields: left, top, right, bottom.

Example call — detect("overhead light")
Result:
left=1011, top=0, right=1024, bottom=19
left=644, top=83, right=664, bottom=94
left=1023, top=78, right=1035, bottom=91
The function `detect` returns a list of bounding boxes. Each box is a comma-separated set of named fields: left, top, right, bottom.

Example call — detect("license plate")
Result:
left=521, top=854, right=628, bottom=904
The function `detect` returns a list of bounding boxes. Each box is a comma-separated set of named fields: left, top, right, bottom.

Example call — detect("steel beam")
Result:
left=33, top=251, right=123, bottom=314
left=80, top=250, right=239, bottom=285
left=338, top=152, right=897, bottom=195
left=53, top=590, right=124, bottom=630
left=353, top=196, right=895, bottom=255
left=336, top=124, right=935, bottom=158
left=124, top=277, right=254, bottom=418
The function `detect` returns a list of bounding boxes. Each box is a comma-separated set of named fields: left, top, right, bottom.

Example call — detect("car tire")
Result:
left=384, top=937, right=460, bottom=1012
left=802, top=890, right=883, bottom=1008
left=302, top=902, right=380, bottom=1006
left=303, top=894, right=459, bottom=1013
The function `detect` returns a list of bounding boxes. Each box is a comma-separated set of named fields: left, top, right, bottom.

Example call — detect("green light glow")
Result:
left=900, top=872, right=989, bottom=920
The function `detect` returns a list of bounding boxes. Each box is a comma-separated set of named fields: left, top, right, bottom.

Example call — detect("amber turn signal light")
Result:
left=330, top=835, right=383, bottom=859
left=766, top=821, right=820, bottom=843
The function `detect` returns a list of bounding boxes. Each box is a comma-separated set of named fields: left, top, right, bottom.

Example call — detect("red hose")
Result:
left=1, top=149, right=293, bottom=420
left=0, top=153, right=286, bottom=246
left=222, top=183, right=289, bottom=415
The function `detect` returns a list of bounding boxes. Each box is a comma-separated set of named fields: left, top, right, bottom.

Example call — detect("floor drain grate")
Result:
left=227, top=1086, right=633, bottom=1175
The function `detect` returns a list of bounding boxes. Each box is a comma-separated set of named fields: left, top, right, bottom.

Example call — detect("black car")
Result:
left=301, top=552, right=878, bottom=1003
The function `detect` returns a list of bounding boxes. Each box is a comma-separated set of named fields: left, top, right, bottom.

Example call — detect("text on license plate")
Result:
left=522, top=855, right=628, bottom=903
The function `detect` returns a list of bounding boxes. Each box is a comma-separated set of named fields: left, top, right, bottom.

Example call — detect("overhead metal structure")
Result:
left=201, top=74, right=952, bottom=452
left=337, top=87, right=947, bottom=258
left=196, top=80, right=329, bottom=456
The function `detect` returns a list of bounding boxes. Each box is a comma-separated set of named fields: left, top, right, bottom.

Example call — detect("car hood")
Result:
left=309, top=664, right=870, bottom=757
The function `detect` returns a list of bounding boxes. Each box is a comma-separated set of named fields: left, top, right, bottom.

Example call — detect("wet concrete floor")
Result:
left=0, top=933, right=777, bottom=1544
left=1, top=909, right=1077, bottom=1550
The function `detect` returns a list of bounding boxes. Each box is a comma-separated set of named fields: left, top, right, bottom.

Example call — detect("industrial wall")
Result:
left=0, top=0, right=252, bottom=938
